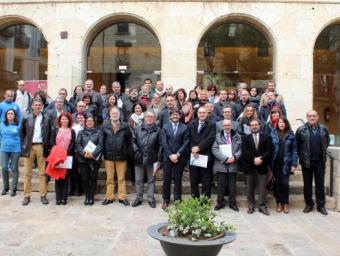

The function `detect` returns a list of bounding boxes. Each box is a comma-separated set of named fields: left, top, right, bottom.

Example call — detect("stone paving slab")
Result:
left=0, top=192, right=340, bottom=256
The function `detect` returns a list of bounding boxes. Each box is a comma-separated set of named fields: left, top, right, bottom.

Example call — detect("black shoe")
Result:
left=259, top=207, right=270, bottom=216
left=132, top=199, right=142, bottom=207
left=148, top=201, right=156, bottom=208
left=89, top=195, right=94, bottom=206
left=229, top=205, right=239, bottom=212
left=40, top=196, right=49, bottom=205
left=68, top=192, right=75, bottom=196
left=56, top=200, right=61, bottom=205
left=1, top=189, right=8, bottom=196
left=303, top=205, right=314, bottom=213
left=10, top=190, right=16, bottom=197
left=61, top=200, right=67, bottom=205
left=317, top=207, right=328, bottom=215
left=22, top=196, right=30, bottom=206
left=84, top=196, right=90, bottom=205
left=102, top=199, right=113, bottom=205
left=119, top=199, right=130, bottom=206
left=161, top=202, right=169, bottom=210
left=247, top=207, right=255, bottom=214
left=214, top=204, right=224, bottom=211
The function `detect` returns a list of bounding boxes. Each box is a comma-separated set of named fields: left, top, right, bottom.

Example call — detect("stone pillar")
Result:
left=45, top=21, right=85, bottom=98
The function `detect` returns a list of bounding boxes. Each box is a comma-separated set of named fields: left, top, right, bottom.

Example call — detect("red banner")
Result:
left=24, top=80, right=48, bottom=95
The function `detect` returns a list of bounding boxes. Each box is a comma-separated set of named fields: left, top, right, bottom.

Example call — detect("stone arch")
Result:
left=196, top=13, right=276, bottom=89
left=0, top=15, right=49, bottom=42
left=81, top=12, right=162, bottom=74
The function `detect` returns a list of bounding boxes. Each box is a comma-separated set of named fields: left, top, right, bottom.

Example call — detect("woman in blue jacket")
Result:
left=0, top=109, right=21, bottom=196
left=271, top=118, right=298, bottom=214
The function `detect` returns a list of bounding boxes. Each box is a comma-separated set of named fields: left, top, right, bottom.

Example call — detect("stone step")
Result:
left=0, top=191, right=336, bottom=211
left=18, top=167, right=304, bottom=182
left=1, top=178, right=328, bottom=196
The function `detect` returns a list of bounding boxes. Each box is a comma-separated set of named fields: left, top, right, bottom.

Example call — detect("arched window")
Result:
left=0, top=23, right=47, bottom=95
left=86, top=22, right=161, bottom=91
left=314, top=23, right=340, bottom=146
left=197, top=21, right=273, bottom=92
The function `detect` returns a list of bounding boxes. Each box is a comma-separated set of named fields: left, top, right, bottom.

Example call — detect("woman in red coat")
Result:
left=49, top=112, right=76, bottom=205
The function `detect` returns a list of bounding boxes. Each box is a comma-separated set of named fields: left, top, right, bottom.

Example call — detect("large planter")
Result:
left=147, top=222, right=236, bottom=256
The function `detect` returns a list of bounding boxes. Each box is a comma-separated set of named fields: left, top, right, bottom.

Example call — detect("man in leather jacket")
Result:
left=296, top=110, right=330, bottom=215
left=21, top=99, right=51, bottom=206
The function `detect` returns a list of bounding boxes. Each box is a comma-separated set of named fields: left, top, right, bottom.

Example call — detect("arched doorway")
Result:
left=86, top=19, right=161, bottom=91
left=0, top=23, right=48, bottom=96
left=197, top=19, right=273, bottom=92
left=314, top=23, right=340, bottom=146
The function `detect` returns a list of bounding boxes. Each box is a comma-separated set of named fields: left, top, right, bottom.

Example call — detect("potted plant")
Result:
left=147, top=196, right=236, bottom=256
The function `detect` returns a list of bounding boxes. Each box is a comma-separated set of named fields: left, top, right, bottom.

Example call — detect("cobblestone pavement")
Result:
left=0, top=193, right=340, bottom=256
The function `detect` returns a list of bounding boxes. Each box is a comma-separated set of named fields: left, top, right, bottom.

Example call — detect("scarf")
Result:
left=131, top=113, right=144, bottom=126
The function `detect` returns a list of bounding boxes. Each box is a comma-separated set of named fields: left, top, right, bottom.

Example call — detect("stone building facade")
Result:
left=0, top=0, right=339, bottom=138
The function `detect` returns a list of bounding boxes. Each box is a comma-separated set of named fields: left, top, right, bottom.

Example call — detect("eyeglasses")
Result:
left=77, top=105, right=86, bottom=108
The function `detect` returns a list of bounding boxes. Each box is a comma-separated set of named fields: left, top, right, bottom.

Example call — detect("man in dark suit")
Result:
left=188, top=106, right=216, bottom=198
left=241, top=118, right=272, bottom=215
left=161, top=109, right=189, bottom=209
left=158, top=94, right=176, bottom=129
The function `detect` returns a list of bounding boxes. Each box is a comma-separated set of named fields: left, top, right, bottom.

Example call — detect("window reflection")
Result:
left=0, top=24, right=48, bottom=95
left=87, top=22, right=161, bottom=91
left=314, top=24, right=340, bottom=146
left=197, top=22, right=273, bottom=91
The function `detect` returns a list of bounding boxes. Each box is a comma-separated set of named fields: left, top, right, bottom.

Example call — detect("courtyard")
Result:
left=0, top=192, right=339, bottom=256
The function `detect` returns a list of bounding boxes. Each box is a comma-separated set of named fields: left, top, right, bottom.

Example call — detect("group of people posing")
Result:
left=0, top=79, right=330, bottom=216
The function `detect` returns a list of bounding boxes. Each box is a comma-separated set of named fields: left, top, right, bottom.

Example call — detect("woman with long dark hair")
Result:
left=0, top=109, right=21, bottom=196
left=174, top=88, right=193, bottom=124
left=271, top=118, right=298, bottom=213
left=76, top=115, right=102, bottom=205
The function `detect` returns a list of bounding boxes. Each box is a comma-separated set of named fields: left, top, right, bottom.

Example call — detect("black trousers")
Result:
left=79, top=163, right=99, bottom=197
left=55, top=172, right=69, bottom=202
left=162, top=161, right=185, bottom=203
left=302, top=160, right=326, bottom=208
left=189, top=162, right=213, bottom=198
left=217, top=172, right=236, bottom=206
left=69, top=158, right=83, bottom=194
left=273, top=160, right=289, bottom=204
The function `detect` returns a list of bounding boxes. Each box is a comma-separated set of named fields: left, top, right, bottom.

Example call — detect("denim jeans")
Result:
left=1, top=151, right=20, bottom=191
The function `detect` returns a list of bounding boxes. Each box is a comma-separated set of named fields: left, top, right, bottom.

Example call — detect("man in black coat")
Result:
left=296, top=110, right=330, bottom=215
left=131, top=111, right=162, bottom=208
left=232, top=89, right=258, bottom=121
left=241, top=118, right=272, bottom=215
left=161, top=109, right=189, bottom=209
left=188, top=106, right=216, bottom=198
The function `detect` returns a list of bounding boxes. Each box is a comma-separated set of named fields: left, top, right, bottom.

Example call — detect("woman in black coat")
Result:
left=270, top=118, right=298, bottom=213
left=75, top=115, right=102, bottom=205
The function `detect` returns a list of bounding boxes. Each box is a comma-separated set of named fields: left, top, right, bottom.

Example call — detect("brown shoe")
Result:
left=22, top=196, right=30, bottom=206
left=247, top=207, right=255, bottom=214
left=276, top=203, right=282, bottom=213
left=283, top=204, right=289, bottom=214
left=161, top=202, right=169, bottom=210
